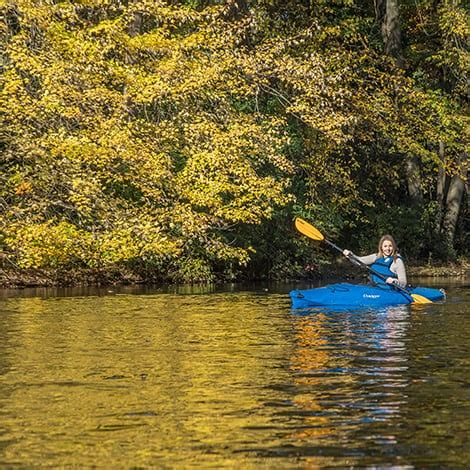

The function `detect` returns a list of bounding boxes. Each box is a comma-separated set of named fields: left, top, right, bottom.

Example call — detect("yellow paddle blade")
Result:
left=295, top=218, right=325, bottom=241
left=411, top=294, right=432, bottom=304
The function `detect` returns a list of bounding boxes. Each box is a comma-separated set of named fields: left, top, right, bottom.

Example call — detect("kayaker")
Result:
left=342, top=235, right=407, bottom=287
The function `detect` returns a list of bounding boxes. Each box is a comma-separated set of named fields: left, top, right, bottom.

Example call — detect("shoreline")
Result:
left=0, top=259, right=468, bottom=289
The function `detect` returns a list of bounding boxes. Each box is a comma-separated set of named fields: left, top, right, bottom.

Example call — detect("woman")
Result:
left=343, top=235, right=407, bottom=287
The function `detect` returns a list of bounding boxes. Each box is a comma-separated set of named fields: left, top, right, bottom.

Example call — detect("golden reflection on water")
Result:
left=0, top=287, right=468, bottom=467
left=0, top=293, right=294, bottom=466
left=290, top=315, right=332, bottom=440
left=0, top=297, right=410, bottom=467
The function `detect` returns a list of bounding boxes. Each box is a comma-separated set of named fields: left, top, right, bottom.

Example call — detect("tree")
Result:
left=0, top=0, right=467, bottom=285
left=0, top=0, right=294, bottom=280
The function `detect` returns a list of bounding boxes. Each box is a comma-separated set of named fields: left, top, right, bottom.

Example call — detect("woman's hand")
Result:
left=343, top=249, right=352, bottom=258
left=386, top=277, right=397, bottom=285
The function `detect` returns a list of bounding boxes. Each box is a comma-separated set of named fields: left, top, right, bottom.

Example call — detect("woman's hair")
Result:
left=377, top=234, right=398, bottom=260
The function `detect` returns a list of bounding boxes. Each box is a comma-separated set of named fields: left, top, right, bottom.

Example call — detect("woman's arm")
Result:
left=354, top=253, right=377, bottom=265
left=342, top=250, right=377, bottom=265
left=390, top=258, right=407, bottom=287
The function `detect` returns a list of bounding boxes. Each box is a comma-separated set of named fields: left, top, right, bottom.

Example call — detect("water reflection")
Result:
left=0, top=293, right=292, bottom=467
left=288, top=305, right=412, bottom=460
left=0, top=285, right=468, bottom=467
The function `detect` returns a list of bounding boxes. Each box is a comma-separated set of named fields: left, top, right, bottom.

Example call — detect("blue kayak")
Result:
left=290, top=283, right=445, bottom=308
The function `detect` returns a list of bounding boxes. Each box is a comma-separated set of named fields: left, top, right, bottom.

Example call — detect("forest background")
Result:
left=0, top=0, right=468, bottom=286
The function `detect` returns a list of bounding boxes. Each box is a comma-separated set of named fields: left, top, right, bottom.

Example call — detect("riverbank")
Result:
left=0, top=266, right=146, bottom=288
left=0, top=258, right=468, bottom=288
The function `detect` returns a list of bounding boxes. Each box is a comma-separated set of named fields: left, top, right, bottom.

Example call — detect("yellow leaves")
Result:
left=69, top=177, right=102, bottom=217
left=96, top=228, right=139, bottom=265
left=0, top=0, right=467, bottom=280
left=5, top=221, right=92, bottom=269
left=88, top=18, right=124, bottom=37
left=125, top=68, right=171, bottom=104
left=173, top=256, right=214, bottom=283
left=88, top=213, right=182, bottom=267
left=14, top=181, right=32, bottom=195
left=206, top=242, right=252, bottom=265
left=6, top=173, right=32, bottom=198
left=3, top=217, right=182, bottom=269
left=438, top=3, right=469, bottom=40
left=171, top=112, right=293, bottom=226
left=288, top=100, right=351, bottom=144
left=127, top=28, right=208, bottom=56
left=6, top=40, right=45, bottom=75
left=127, top=30, right=172, bottom=54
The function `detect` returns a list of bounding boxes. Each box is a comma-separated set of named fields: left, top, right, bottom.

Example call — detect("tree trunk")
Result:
left=374, top=0, right=386, bottom=23
left=380, top=0, right=421, bottom=203
left=441, top=168, right=467, bottom=249
left=127, top=6, right=143, bottom=37
left=382, top=0, right=404, bottom=67
left=435, top=141, right=447, bottom=229
left=406, top=155, right=423, bottom=205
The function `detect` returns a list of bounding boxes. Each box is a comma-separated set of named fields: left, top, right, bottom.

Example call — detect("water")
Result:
left=0, top=278, right=468, bottom=467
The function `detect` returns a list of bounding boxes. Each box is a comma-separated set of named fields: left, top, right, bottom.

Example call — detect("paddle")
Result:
left=294, top=217, right=432, bottom=304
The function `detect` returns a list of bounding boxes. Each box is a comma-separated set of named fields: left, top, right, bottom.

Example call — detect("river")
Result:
left=0, top=278, right=468, bottom=467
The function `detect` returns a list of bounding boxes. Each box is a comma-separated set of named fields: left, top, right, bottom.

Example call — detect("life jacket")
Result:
left=370, top=256, right=400, bottom=285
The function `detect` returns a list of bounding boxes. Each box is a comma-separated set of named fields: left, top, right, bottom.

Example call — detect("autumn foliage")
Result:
left=1, top=1, right=468, bottom=283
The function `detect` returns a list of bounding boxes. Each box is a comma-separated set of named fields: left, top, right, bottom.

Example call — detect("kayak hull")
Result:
left=289, top=283, right=445, bottom=308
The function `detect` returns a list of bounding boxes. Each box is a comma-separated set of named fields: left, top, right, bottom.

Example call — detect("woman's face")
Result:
left=381, top=240, right=394, bottom=257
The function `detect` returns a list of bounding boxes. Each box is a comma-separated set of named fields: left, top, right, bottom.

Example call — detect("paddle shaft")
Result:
left=323, top=238, right=413, bottom=299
